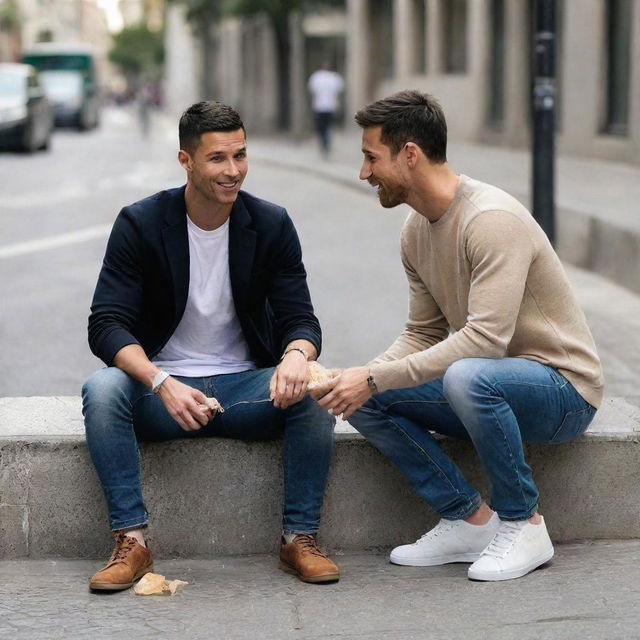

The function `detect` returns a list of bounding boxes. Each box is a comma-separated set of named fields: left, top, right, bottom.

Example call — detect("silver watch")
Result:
left=151, top=370, right=170, bottom=393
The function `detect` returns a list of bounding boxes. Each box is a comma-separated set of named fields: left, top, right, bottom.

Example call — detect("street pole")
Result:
left=532, top=0, right=556, bottom=245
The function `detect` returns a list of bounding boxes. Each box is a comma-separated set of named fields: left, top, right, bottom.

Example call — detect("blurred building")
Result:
left=119, top=0, right=163, bottom=31
left=0, top=0, right=113, bottom=85
left=15, top=0, right=110, bottom=50
left=164, top=0, right=639, bottom=164
left=347, top=0, right=640, bottom=164
left=0, top=1, right=21, bottom=61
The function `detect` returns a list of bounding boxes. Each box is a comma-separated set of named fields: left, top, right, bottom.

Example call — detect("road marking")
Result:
left=0, top=224, right=111, bottom=259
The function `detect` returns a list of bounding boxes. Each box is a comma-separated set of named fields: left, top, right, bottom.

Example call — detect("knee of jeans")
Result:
left=294, top=394, right=336, bottom=429
left=442, top=358, right=494, bottom=405
left=345, top=396, right=381, bottom=429
left=82, top=367, right=133, bottom=413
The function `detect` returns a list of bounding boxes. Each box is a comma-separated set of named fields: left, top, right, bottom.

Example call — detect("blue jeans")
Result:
left=82, top=367, right=335, bottom=533
left=348, top=358, right=596, bottom=521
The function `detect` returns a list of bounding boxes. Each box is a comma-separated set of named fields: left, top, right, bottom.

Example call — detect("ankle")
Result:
left=464, top=503, right=495, bottom=526
left=528, top=513, right=543, bottom=525
left=120, top=528, right=146, bottom=547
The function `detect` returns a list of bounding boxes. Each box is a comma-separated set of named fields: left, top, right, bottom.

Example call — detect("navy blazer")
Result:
left=88, top=186, right=321, bottom=368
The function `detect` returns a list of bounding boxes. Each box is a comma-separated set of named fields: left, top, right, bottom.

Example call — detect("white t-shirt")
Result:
left=307, top=70, right=344, bottom=112
left=153, top=216, right=255, bottom=377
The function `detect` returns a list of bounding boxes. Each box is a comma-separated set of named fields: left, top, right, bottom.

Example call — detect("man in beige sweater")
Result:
left=314, top=90, right=603, bottom=582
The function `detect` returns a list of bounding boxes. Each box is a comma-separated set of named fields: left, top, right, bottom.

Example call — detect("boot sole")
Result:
left=278, top=560, right=340, bottom=584
left=89, top=562, right=154, bottom=591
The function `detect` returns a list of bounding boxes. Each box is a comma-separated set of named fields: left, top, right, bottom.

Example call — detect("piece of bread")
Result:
left=307, top=361, right=332, bottom=390
left=197, top=396, right=224, bottom=414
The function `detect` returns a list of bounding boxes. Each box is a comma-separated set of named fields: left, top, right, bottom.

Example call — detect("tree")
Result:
left=0, top=0, right=20, bottom=32
left=229, top=0, right=302, bottom=130
left=177, top=0, right=224, bottom=99
left=109, top=24, right=164, bottom=88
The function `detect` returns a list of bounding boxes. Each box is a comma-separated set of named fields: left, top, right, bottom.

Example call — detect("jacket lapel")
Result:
left=162, top=186, right=190, bottom=319
left=229, top=193, right=256, bottom=311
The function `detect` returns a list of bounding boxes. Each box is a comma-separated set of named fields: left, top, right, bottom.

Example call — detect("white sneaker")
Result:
left=468, top=516, right=554, bottom=581
left=389, top=513, right=500, bottom=566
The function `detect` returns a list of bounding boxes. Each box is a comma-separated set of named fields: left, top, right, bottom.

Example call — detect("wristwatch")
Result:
left=151, top=370, right=170, bottom=394
left=366, top=372, right=378, bottom=394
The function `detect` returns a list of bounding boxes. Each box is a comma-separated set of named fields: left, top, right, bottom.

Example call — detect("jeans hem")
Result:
left=440, top=493, right=483, bottom=521
left=494, top=503, right=539, bottom=521
left=111, top=518, right=148, bottom=532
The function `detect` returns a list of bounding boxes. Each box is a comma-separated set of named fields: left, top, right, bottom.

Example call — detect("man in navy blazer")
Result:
left=82, top=101, right=338, bottom=591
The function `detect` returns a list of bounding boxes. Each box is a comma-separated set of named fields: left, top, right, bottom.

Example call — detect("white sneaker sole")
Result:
left=467, top=547, right=555, bottom=581
left=390, top=551, right=481, bottom=567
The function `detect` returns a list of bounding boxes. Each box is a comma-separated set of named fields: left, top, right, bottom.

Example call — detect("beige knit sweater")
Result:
left=369, top=175, right=604, bottom=408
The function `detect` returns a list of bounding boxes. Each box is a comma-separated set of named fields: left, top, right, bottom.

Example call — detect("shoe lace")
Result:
left=293, top=534, right=326, bottom=558
left=482, top=521, right=526, bottom=559
left=109, top=532, right=138, bottom=563
left=416, top=520, right=455, bottom=544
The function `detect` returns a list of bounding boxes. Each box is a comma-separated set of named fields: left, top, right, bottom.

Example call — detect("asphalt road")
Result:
left=0, top=107, right=407, bottom=397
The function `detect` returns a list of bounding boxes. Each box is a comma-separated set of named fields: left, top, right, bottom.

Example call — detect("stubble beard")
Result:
left=378, top=183, right=407, bottom=209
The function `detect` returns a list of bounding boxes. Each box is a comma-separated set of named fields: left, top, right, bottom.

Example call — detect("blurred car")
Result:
left=40, top=69, right=99, bottom=130
left=23, top=43, right=100, bottom=131
left=0, top=63, right=53, bottom=152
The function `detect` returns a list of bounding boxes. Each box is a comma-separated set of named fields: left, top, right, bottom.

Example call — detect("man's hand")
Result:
left=307, top=368, right=343, bottom=400
left=157, top=376, right=213, bottom=431
left=270, top=349, right=309, bottom=409
left=316, top=366, right=372, bottom=419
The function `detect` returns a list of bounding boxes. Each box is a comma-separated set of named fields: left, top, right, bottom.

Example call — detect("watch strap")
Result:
left=151, top=370, right=170, bottom=393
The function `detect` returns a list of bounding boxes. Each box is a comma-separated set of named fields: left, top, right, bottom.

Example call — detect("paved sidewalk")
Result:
left=1, top=541, right=639, bottom=640
left=248, top=128, right=640, bottom=234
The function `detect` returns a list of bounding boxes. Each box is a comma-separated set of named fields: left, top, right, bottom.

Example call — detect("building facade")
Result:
left=163, top=0, right=639, bottom=164
left=347, top=0, right=640, bottom=163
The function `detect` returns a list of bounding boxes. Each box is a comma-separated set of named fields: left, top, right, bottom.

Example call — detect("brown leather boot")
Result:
left=89, top=532, right=153, bottom=591
left=279, top=534, right=339, bottom=583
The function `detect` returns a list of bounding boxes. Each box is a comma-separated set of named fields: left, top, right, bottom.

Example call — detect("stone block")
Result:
left=0, top=504, right=29, bottom=558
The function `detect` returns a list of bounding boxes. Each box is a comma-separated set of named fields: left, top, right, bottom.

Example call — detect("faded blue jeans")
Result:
left=348, top=358, right=596, bottom=521
left=82, top=367, right=335, bottom=533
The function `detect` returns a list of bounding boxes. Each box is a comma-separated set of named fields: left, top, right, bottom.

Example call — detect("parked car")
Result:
left=0, top=63, right=53, bottom=152
left=23, top=42, right=100, bottom=131
left=40, top=69, right=99, bottom=129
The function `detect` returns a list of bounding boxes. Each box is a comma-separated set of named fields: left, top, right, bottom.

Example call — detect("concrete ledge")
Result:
left=1, top=396, right=639, bottom=559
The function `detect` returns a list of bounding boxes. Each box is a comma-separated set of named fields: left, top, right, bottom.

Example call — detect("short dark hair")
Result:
left=179, top=101, right=245, bottom=152
left=355, top=90, right=447, bottom=163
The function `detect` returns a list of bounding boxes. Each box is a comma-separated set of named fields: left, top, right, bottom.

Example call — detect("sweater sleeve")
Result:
left=370, top=210, right=535, bottom=392
left=368, top=248, right=449, bottom=367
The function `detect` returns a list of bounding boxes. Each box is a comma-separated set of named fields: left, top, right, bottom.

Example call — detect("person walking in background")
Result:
left=307, top=61, right=344, bottom=156
left=82, top=101, right=339, bottom=592
left=312, top=90, right=603, bottom=582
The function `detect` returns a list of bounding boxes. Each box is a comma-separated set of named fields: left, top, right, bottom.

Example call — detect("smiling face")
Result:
left=359, top=126, right=408, bottom=208
left=179, top=129, right=248, bottom=213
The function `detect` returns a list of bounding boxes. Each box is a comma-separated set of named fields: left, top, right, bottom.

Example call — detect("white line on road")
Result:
left=0, top=224, right=111, bottom=259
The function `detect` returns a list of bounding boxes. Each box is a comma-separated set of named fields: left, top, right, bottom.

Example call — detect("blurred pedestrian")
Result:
left=82, top=101, right=338, bottom=592
left=313, top=90, right=603, bottom=583
left=136, top=82, right=154, bottom=136
left=307, top=61, right=344, bottom=156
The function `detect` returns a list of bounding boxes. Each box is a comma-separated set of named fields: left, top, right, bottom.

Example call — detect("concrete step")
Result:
left=1, top=395, right=638, bottom=559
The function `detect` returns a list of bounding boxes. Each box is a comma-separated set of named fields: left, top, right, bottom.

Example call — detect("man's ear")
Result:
left=404, top=142, right=420, bottom=169
left=178, top=149, right=192, bottom=171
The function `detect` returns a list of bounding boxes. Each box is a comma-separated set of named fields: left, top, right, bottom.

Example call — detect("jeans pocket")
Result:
left=550, top=406, right=597, bottom=443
